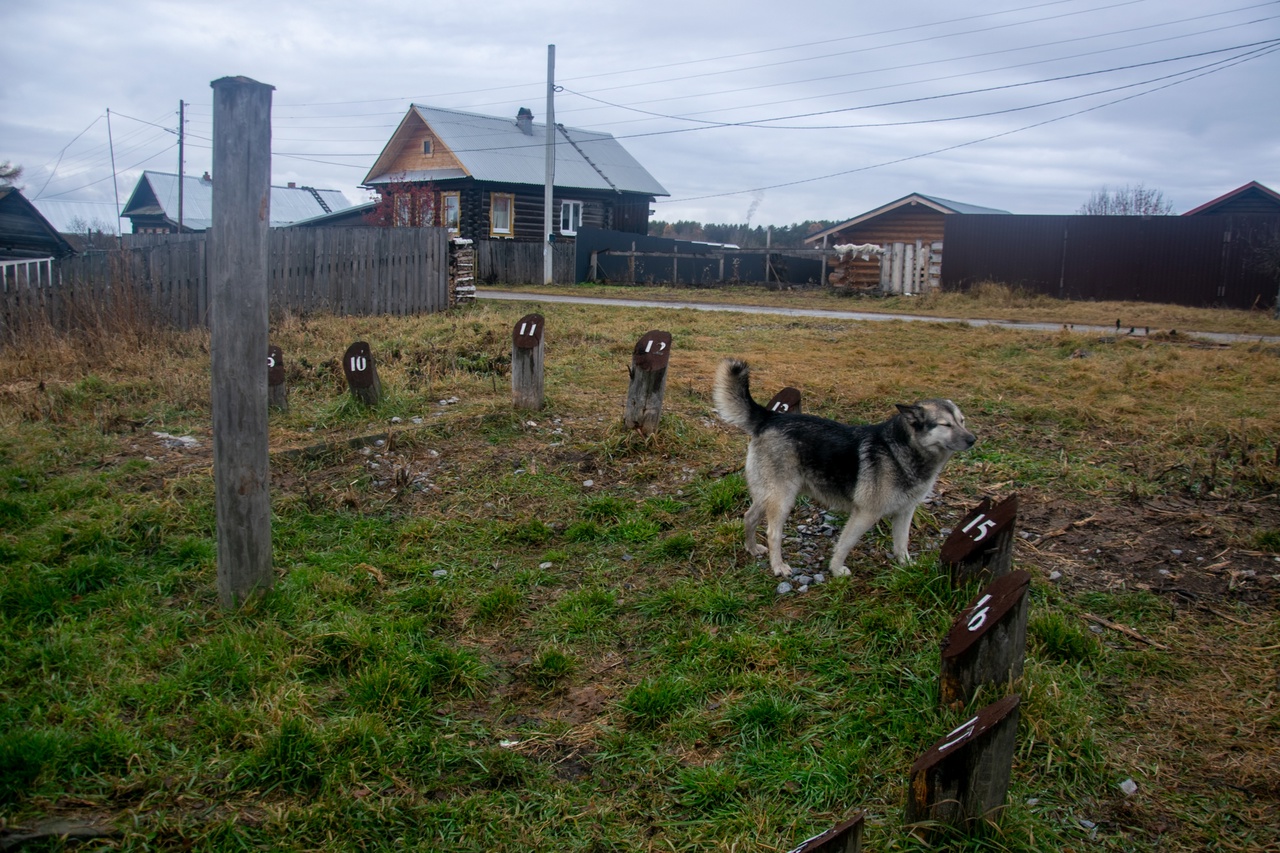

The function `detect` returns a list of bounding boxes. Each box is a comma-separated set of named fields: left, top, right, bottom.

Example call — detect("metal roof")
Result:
left=364, top=106, right=668, bottom=197
left=120, top=171, right=354, bottom=230
left=805, top=192, right=1011, bottom=243
left=28, top=199, right=124, bottom=235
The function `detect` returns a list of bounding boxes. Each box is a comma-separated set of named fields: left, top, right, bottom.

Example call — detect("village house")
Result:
left=360, top=105, right=668, bottom=243
left=119, top=171, right=354, bottom=234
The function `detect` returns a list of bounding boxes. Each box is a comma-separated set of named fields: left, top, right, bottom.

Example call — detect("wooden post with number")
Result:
left=209, top=76, right=274, bottom=609
left=785, top=812, right=864, bottom=853
left=905, top=694, right=1021, bottom=833
left=267, top=344, right=288, bottom=412
left=624, top=330, right=671, bottom=435
left=512, top=312, right=545, bottom=410
left=767, top=387, right=802, bottom=415
left=940, top=570, right=1031, bottom=707
left=343, top=341, right=381, bottom=407
left=940, top=495, right=1018, bottom=586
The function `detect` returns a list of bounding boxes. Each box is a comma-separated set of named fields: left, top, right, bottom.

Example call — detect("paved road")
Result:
left=478, top=289, right=1280, bottom=344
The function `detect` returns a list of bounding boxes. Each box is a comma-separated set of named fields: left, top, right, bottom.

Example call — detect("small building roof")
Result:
left=28, top=198, right=123, bottom=235
left=120, top=171, right=354, bottom=231
left=363, top=105, right=669, bottom=198
left=1181, top=181, right=1280, bottom=216
left=805, top=192, right=1009, bottom=244
left=0, top=187, right=76, bottom=259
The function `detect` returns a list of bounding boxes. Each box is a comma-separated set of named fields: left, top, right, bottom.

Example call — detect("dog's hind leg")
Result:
left=743, top=501, right=768, bottom=558
left=827, top=509, right=882, bottom=577
left=890, top=505, right=916, bottom=564
left=760, top=490, right=800, bottom=577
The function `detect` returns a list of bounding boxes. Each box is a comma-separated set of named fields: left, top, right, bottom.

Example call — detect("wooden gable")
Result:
left=365, top=111, right=468, bottom=184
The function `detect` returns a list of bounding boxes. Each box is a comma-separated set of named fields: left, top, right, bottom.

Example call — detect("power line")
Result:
left=660, top=44, right=1278, bottom=204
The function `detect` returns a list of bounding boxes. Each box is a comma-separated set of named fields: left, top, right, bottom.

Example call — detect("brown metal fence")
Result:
left=940, top=214, right=1280, bottom=310
left=1, top=227, right=451, bottom=336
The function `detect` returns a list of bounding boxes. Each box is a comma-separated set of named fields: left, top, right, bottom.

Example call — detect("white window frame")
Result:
left=559, top=200, right=583, bottom=236
left=490, top=193, right=514, bottom=237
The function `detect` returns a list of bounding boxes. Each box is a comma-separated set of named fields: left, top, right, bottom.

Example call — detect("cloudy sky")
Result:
left=4, top=0, right=1278, bottom=232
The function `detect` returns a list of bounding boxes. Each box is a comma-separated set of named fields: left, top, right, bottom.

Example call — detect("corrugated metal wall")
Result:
left=941, top=214, right=1279, bottom=309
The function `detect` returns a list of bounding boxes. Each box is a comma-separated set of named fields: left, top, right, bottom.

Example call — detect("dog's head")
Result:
left=896, top=399, right=977, bottom=454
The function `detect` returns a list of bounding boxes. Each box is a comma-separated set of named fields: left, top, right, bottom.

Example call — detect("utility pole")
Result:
left=178, top=100, right=185, bottom=233
left=106, top=108, right=122, bottom=246
left=543, top=44, right=556, bottom=285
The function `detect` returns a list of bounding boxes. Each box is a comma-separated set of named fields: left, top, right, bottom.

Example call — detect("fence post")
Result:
left=512, top=312, right=545, bottom=410
left=343, top=341, right=381, bottom=406
left=939, top=570, right=1031, bottom=707
left=905, top=694, right=1021, bottom=834
left=209, top=75, right=274, bottom=609
left=267, top=344, right=288, bottom=412
left=940, top=495, right=1019, bottom=586
left=767, top=387, right=802, bottom=414
left=785, top=812, right=864, bottom=853
left=623, top=330, right=671, bottom=435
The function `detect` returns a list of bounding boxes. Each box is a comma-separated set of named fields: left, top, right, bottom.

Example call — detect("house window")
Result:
left=394, top=195, right=411, bottom=227
left=442, top=192, right=460, bottom=233
left=560, top=200, right=583, bottom=236
left=422, top=139, right=433, bottom=155
left=490, top=193, right=514, bottom=237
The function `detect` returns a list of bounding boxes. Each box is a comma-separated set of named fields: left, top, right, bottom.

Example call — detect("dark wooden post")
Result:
left=767, top=386, right=802, bottom=415
left=905, top=695, right=1021, bottom=833
left=209, top=76, right=274, bottom=609
left=511, top=312, right=545, bottom=410
left=940, top=495, right=1018, bottom=586
left=623, top=330, right=671, bottom=435
left=343, top=341, right=381, bottom=407
left=940, top=570, right=1031, bottom=707
left=786, top=812, right=864, bottom=853
left=267, top=344, right=288, bottom=412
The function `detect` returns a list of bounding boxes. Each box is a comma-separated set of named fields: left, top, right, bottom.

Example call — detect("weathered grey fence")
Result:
left=477, top=240, right=574, bottom=284
left=1, top=227, right=451, bottom=336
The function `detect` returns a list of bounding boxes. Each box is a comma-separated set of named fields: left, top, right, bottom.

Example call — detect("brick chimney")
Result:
left=516, top=107, right=534, bottom=135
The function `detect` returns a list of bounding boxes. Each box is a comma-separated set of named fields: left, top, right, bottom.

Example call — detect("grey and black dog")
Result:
left=713, top=358, right=976, bottom=577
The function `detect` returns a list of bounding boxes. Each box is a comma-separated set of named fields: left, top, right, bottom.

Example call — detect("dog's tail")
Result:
left=713, top=358, right=771, bottom=436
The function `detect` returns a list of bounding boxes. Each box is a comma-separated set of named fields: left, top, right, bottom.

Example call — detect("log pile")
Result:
left=827, top=243, right=883, bottom=291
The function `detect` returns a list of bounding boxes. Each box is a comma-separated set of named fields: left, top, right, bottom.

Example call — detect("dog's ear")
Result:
left=895, top=403, right=925, bottom=423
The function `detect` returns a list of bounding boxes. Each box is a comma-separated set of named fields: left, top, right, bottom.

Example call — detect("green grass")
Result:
left=0, top=300, right=1277, bottom=851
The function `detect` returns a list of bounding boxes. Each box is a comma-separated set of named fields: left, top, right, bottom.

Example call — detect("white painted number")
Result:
left=643, top=339, right=669, bottom=353
left=771, top=402, right=791, bottom=413
left=520, top=322, right=538, bottom=337
left=939, top=715, right=979, bottom=752
left=966, top=594, right=993, bottom=632
left=267, top=355, right=276, bottom=368
left=349, top=355, right=367, bottom=372
left=962, top=513, right=997, bottom=542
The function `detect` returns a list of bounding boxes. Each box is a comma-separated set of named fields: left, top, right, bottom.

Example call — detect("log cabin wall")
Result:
left=827, top=205, right=947, bottom=246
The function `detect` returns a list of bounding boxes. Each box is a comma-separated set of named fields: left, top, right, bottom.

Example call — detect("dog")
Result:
left=713, top=358, right=976, bottom=577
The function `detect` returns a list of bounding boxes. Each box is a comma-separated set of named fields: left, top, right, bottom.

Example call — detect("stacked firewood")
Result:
left=826, top=243, right=883, bottom=291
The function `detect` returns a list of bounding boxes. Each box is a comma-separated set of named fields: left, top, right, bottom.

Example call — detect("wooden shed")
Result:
left=804, top=193, right=1009, bottom=292
left=1182, top=181, right=1280, bottom=217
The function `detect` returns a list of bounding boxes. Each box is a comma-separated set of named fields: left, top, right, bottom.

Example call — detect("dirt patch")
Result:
left=1012, top=490, right=1280, bottom=608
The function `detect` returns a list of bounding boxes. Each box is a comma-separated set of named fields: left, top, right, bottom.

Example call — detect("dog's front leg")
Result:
left=828, top=510, right=880, bottom=577
left=890, top=506, right=916, bottom=564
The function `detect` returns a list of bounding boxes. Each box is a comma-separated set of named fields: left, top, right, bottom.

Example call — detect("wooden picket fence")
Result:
left=1, top=227, right=451, bottom=338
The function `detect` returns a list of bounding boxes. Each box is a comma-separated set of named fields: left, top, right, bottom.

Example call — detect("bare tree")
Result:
left=1078, top=183, right=1175, bottom=215
left=0, top=160, right=22, bottom=188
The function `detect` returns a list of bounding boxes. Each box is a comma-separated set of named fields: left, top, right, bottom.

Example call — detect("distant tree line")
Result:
left=648, top=220, right=839, bottom=248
